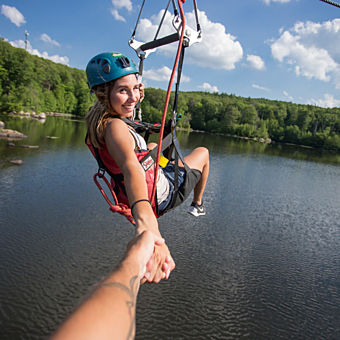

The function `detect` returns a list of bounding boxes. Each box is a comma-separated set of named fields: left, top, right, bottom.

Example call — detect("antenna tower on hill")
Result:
left=25, top=31, right=29, bottom=50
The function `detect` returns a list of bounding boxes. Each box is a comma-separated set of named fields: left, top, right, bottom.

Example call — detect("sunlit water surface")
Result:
left=0, top=115, right=339, bottom=340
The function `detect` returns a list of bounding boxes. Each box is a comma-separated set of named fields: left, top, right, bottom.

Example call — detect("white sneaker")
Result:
left=188, top=202, right=206, bottom=217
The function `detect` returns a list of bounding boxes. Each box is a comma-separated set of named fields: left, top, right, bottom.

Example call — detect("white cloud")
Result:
left=143, top=66, right=190, bottom=82
left=308, top=94, right=340, bottom=108
left=1, top=5, right=26, bottom=27
left=111, top=0, right=132, bottom=22
left=283, top=90, right=293, bottom=101
left=112, top=0, right=132, bottom=11
left=247, top=54, right=265, bottom=70
left=111, top=9, right=126, bottom=22
left=9, top=40, right=69, bottom=65
left=40, top=33, right=60, bottom=47
left=263, top=0, right=291, bottom=4
left=252, top=84, right=269, bottom=91
left=136, top=10, right=243, bottom=70
left=271, top=19, right=340, bottom=88
left=198, top=82, right=219, bottom=93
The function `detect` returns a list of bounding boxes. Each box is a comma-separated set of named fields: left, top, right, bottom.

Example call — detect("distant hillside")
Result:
left=1, top=38, right=339, bottom=150
left=0, top=38, right=94, bottom=115
left=142, top=89, right=340, bottom=150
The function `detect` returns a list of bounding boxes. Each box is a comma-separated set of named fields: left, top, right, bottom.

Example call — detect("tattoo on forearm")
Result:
left=101, top=275, right=140, bottom=340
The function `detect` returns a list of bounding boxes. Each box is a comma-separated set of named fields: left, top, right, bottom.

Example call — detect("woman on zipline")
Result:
left=85, top=52, right=209, bottom=283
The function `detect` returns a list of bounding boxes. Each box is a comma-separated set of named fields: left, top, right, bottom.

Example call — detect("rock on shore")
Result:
left=0, top=120, right=27, bottom=139
left=8, top=110, right=72, bottom=118
left=9, top=159, right=23, bottom=165
left=0, top=129, right=27, bottom=139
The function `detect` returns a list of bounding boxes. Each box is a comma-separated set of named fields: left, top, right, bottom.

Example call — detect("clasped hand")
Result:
left=128, top=230, right=175, bottom=284
left=143, top=239, right=175, bottom=283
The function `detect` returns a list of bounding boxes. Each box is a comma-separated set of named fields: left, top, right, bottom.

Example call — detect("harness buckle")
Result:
left=98, top=168, right=105, bottom=178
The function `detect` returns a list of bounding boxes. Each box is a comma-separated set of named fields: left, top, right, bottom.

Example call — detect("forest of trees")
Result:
left=0, top=38, right=94, bottom=116
left=1, top=38, right=340, bottom=150
left=142, top=89, right=340, bottom=150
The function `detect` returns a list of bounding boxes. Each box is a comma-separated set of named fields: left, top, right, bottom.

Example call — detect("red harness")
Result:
left=86, top=138, right=159, bottom=220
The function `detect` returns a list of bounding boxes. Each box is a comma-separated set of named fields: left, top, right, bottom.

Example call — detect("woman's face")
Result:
left=109, top=74, right=140, bottom=118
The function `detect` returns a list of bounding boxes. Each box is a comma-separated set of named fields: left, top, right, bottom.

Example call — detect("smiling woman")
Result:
left=84, top=51, right=210, bottom=285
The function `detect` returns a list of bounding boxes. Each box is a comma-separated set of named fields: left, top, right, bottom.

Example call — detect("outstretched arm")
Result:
left=50, top=231, right=164, bottom=340
left=105, top=119, right=175, bottom=283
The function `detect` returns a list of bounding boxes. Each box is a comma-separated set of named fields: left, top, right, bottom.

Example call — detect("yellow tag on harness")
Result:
left=158, top=155, right=169, bottom=168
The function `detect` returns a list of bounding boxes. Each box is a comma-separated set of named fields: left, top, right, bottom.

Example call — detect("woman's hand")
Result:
left=141, top=239, right=175, bottom=284
left=139, top=83, right=145, bottom=103
left=124, top=230, right=165, bottom=280
left=135, top=213, right=175, bottom=284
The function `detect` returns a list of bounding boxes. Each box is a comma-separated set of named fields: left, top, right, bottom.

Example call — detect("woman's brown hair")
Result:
left=85, top=82, right=116, bottom=148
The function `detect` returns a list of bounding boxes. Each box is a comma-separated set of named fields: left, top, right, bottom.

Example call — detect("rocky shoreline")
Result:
left=7, top=110, right=73, bottom=118
left=0, top=111, right=69, bottom=165
left=0, top=110, right=74, bottom=139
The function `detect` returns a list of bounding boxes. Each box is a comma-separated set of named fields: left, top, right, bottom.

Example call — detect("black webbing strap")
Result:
left=138, top=127, right=190, bottom=208
left=139, top=132, right=173, bottom=165
left=122, top=117, right=161, bottom=144
left=92, top=144, right=126, bottom=197
left=173, top=144, right=179, bottom=202
left=172, top=45, right=186, bottom=115
left=172, top=132, right=189, bottom=171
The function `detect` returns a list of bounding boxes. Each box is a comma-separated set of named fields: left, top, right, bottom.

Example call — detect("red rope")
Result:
left=150, top=0, right=187, bottom=204
left=94, top=173, right=135, bottom=224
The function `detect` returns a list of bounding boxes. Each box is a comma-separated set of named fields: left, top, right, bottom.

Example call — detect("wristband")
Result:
left=130, top=199, right=150, bottom=213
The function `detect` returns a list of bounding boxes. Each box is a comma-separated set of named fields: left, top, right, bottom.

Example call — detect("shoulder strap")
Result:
left=122, top=118, right=161, bottom=134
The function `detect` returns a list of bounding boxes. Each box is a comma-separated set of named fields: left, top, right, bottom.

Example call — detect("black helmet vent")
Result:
left=118, top=56, right=131, bottom=68
left=101, top=60, right=111, bottom=74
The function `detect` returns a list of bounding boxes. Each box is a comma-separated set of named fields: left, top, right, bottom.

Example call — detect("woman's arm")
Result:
left=104, top=119, right=175, bottom=282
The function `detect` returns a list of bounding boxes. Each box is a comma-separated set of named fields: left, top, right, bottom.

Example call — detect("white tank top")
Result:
left=129, top=128, right=147, bottom=150
left=128, top=129, right=170, bottom=205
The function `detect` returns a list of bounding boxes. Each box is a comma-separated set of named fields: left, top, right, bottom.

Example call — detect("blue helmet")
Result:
left=86, top=52, right=138, bottom=90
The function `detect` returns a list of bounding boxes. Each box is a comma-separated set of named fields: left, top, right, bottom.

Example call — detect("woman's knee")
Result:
left=185, top=146, right=209, bottom=171
left=195, top=147, right=209, bottom=162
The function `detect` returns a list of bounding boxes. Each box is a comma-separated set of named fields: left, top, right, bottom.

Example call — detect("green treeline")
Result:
left=142, top=90, right=340, bottom=150
left=0, top=38, right=94, bottom=115
left=1, top=38, right=340, bottom=150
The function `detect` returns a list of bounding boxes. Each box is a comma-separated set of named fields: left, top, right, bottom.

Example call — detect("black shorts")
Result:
left=158, top=163, right=202, bottom=214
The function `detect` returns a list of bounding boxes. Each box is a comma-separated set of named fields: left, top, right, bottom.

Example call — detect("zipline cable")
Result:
left=193, top=0, right=201, bottom=33
left=154, top=0, right=172, bottom=40
left=320, top=0, right=340, bottom=8
left=171, top=0, right=179, bottom=16
left=131, top=0, right=146, bottom=40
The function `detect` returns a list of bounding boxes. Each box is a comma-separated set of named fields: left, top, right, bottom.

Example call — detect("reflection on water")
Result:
left=0, top=115, right=339, bottom=340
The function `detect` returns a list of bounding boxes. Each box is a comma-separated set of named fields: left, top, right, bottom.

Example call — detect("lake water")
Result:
left=0, top=115, right=339, bottom=340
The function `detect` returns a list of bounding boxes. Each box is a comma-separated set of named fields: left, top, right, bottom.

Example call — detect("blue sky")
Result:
left=1, top=0, right=340, bottom=108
